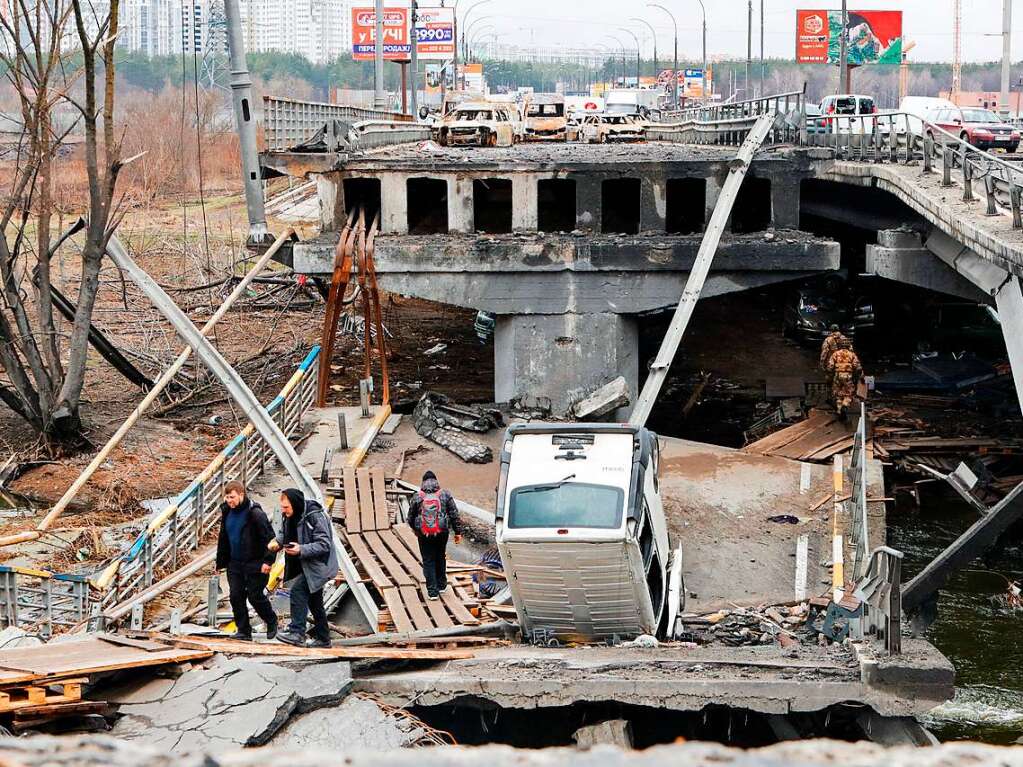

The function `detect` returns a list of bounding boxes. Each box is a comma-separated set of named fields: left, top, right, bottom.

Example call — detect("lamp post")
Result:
left=595, top=42, right=615, bottom=88
left=695, top=0, right=707, bottom=97
left=603, top=34, right=627, bottom=88
left=630, top=17, right=657, bottom=81
left=459, top=0, right=494, bottom=88
left=374, top=0, right=386, bottom=108
left=619, top=27, right=641, bottom=86
left=759, top=0, right=765, bottom=97
left=463, top=13, right=495, bottom=59
left=648, top=3, right=678, bottom=107
left=746, top=0, right=752, bottom=98
left=468, top=25, right=496, bottom=60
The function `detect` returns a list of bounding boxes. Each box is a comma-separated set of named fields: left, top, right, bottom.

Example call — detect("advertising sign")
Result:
left=425, top=62, right=453, bottom=95
left=351, top=5, right=411, bottom=61
left=415, top=6, right=455, bottom=60
left=796, top=10, right=903, bottom=65
left=462, top=62, right=484, bottom=92
left=683, top=68, right=705, bottom=99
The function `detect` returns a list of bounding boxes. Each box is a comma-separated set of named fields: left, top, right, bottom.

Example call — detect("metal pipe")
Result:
left=759, top=0, right=764, bottom=97
left=648, top=4, right=678, bottom=107
left=222, top=0, right=271, bottom=246
left=746, top=0, right=752, bottom=97
left=838, top=0, right=848, bottom=94
left=410, top=0, right=419, bottom=117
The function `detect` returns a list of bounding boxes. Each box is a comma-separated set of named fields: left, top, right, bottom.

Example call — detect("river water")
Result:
left=888, top=489, right=1023, bottom=744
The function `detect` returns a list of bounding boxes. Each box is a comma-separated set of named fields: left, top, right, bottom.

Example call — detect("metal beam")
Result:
left=902, top=480, right=1023, bottom=613
left=104, top=234, right=379, bottom=629
left=629, top=112, right=776, bottom=426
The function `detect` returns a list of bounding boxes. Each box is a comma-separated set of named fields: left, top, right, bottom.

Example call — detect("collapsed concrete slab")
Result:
left=573, top=719, right=633, bottom=748
left=572, top=376, right=630, bottom=421
left=109, top=656, right=352, bottom=752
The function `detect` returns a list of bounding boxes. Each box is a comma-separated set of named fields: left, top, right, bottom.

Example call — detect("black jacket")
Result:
left=407, top=479, right=461, bottom=537
left=216, top=498, right=276, bottom=570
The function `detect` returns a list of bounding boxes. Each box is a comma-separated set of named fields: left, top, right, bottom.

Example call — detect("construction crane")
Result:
left=951, top=0, right=962, bottom=98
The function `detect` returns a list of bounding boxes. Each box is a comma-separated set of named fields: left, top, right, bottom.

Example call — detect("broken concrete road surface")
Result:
left=5, top=735, right=1023, bottom=766
left=109, top=656, right=352, bottom=752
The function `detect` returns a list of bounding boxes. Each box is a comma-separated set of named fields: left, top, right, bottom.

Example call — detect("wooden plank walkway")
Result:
left=743, top=409, right=858, bottom=462
left=336, top=470, right=489, bottom=634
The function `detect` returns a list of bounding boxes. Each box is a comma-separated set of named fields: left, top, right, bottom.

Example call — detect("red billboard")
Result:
left=351, top=6, right=411, bottom=61
left=796, top=10, right=903, bottom=65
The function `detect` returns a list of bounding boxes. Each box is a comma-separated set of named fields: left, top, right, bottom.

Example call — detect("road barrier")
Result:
left=0, top=347, right=320, bottom=636
left=263, top=97, right=414, bottom=152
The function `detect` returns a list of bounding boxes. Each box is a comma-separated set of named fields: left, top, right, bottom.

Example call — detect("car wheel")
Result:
left=1011, top=143, right=1020, bottom=154
left=961, top=132, right=970, bottom=145
left=438, top=131, right=448, bottom=147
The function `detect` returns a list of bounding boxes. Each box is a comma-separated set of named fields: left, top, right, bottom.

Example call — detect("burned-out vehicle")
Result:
left=524, top=93, right=568, bottom=141
left=436, top=102, right=517, bottom=147
left=579, top=113, right=646, bottom=144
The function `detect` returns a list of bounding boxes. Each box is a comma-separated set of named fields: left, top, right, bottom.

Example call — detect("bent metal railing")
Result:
left=848, top=402, right=870, bottom=582
left=648, top=87, right=807, bottom=147
left=263, top=96, right=413, bottom=151
left=854, top=546, right=904, bottom=655
left=0, top=347, right=320, bottom=636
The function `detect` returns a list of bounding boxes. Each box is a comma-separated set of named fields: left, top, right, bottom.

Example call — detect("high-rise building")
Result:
left=121, top=0, right=182, bottom=56
left=248, top=0, right=349, bottom=64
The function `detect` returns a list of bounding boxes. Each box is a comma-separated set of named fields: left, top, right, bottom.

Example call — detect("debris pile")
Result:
left=678, top=604, right=812, bottom=648
left=412, top=393, right=503, bottom=464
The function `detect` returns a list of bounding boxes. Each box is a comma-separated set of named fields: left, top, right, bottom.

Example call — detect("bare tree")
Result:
left=0, top=0, right=126, bottom=448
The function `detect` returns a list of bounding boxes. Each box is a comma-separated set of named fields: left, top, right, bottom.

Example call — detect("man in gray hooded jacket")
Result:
left=269, top=488, right=339, bottom=648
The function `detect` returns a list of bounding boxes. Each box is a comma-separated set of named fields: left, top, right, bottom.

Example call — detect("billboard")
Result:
left=352, top=5, right=411, bottom=61
left=683, top=68, right=705, bottom=99
left=796, top=10, right=902, bottom=65
left=415, top=6, right=455, bottom=60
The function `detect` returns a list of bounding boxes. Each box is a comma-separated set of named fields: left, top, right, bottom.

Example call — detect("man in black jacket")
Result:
left=216, top=480, right=278, bottom=640
left=407, top=470, right=462, bottom=600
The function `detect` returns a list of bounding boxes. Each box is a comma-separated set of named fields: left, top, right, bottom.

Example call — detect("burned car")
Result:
left=579, top=113, right=646, bottom=144
left=782, top=276, right=874, bottom=345
left=435, top=102, right=516, bottom=148
left=524, top=93, right=568, bottom=141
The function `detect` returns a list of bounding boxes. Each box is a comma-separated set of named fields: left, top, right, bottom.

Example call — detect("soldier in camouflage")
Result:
left=827, top=340, right=863, bottom=420
left=819, top=324, right=850, bottom=372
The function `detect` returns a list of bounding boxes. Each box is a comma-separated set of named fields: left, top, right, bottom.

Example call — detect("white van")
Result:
left=495, top=423, right=681, bottom=642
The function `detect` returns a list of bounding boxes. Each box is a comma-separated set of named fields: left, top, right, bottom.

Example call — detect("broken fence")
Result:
left=0, top=347, right=321, bottom=636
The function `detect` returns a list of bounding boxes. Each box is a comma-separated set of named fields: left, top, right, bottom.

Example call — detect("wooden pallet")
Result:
left=0, top=679, right=84, bottom=714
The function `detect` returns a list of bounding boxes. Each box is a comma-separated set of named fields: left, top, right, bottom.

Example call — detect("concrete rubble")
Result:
left=7, top=735, right=1023, bottom=766
left=573, top=720, right=633, bottom=748
left=571, top=376, right=630, bottom=421
left=413, top=392, right=502, bottom=464
left=108, top=656, right=353, bottom=752
left=273, top=696, right=424, bottom=750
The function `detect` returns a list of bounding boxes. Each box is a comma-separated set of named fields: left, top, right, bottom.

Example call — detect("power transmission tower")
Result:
left=200, top=0, right=230, bottom=93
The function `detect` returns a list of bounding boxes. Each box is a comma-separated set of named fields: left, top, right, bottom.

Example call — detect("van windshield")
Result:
left=508, top=482, right=625, bottom=529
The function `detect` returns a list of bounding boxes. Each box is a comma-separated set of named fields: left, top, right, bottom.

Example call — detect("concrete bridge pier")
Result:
left=494, top=313, right=638, bottom=413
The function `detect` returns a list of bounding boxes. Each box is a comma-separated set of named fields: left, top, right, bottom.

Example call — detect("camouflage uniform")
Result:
left=819, top=331, right=850, bottom=372
left=827, top=346, right=863, bottom=418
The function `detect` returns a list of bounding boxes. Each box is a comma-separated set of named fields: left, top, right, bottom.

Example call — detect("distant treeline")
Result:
left=110, top=51, right=1019, bottom=109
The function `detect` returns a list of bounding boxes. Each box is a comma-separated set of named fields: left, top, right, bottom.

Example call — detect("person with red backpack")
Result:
left=408, top=470, right=462, bottom=600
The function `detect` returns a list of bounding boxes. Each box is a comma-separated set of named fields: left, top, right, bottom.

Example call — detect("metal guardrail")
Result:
left=848, top=402, right=870, bottom=582
left=804, top=110, right=1023, bottom=230
left=263, top=96, right=413, bottom=152
left=648, top=88, right=807, bottom=148
left=0, top=347, right=321, bottom=636
left=854, top=545, right=903, bottom=655
left=666, top=87, right=807, bottom=125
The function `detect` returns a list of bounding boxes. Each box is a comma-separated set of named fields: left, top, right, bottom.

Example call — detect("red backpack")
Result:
left=418, top=490, right=445, bottom=536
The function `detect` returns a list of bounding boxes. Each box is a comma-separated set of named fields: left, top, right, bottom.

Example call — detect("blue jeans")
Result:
left=287, top=573, right=329, bottom=642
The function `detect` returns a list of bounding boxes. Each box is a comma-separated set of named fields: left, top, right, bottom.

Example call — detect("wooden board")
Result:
left=370, top=467, right=390, bottom=530
left=0, top=637, right=212, bottom=687
left=363, top=531, right=415, bottom=587
left=343, top=466, right=360, bottom=533
left=150, top=634, right=475, bottom=660
left=345, top=533, right=392, bottom=589
left=379, top=528, right=424, bottom=584
left=441, top=587, right=480, bottom=626
left=356, top=468, right=375, bottom=531
left=422, top=588, right=455, bottom=628
left=399, top=586, right=435, bottom=631
left=380, top=588, right=414, bottom=634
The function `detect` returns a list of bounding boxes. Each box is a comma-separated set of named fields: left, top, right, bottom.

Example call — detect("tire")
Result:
left=961, top=132, right=970, bottom=145
left=438, top=131, right=448, bottom=147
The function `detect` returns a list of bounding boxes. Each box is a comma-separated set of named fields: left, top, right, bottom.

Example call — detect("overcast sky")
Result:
left=464, top=0, right=1015, bottom=64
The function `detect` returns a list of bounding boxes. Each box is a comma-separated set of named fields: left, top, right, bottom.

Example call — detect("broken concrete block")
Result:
left=414, top=393, right=495, bottom=463
left=571, top=376, right=630, bottom=421
left=573, top=719, right=633, bottom=749
left=272, top=695, right=423, bottom=750
left=110, top=656, right=352, bottom=752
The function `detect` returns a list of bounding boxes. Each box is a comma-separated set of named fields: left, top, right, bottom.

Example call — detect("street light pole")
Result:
left=410, top=0, right=419, bottom=117
left=838, top=0, right=848, bottom=93
left=604, top=34, right=627, bottom=87
left=759, top=0, right=764, bottom=97
left=1001, top=0, right=1013, bottom=117
left=648, top=4, right=678, bottom=107
left=631, top=17, right=658, bottom=82
left=746, top=0, right=752, bottom=98
left=620, top=27, right=641, bottom=86
left=699, top=0, right=707, bottom=96
left=459, top=0, right=494, bottom=90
